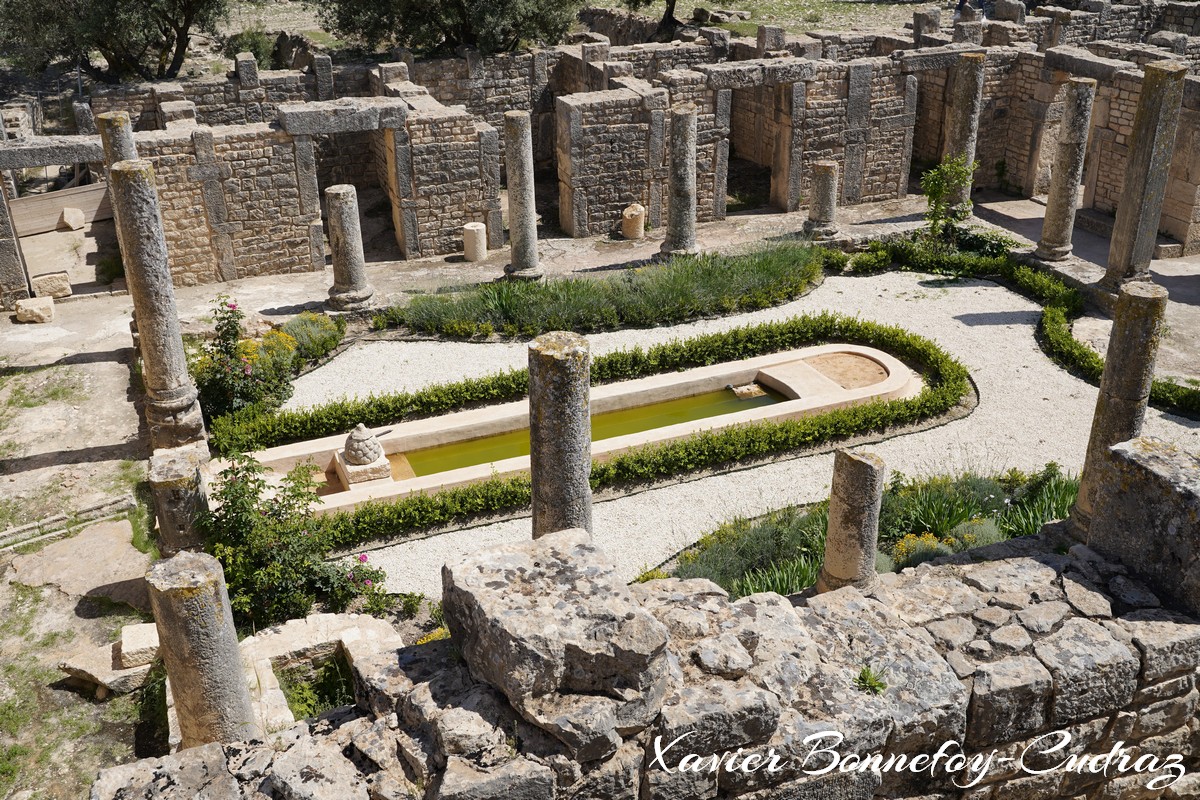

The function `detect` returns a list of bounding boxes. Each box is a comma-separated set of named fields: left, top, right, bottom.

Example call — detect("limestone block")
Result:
left=1033, top=617, right=1139, bottom=725
left=654, top=679, right=781, bottom=767
left=119, top=622, right=160, bottom=669
left=967, top=656, right=1052, bottom=746
left=31, top=271, right=72, bottom=298
left=435, top=756, right=555, bottom=800
left=442, top=528, right=671, bottom=760
left=57, top=207, right=85, bottom=231
left=59, top=642, right=153, bottom=695
left=265, top=737, right=369, bottom=800
left=15, top=296, right=54, bottom=323
left=334, top=449, right=391, bottom=485
left=1118, top=608, right=1200, bottom=683
left=90, top=742, right=238, bottom=800
left=462, top=222, right=488, bottom=262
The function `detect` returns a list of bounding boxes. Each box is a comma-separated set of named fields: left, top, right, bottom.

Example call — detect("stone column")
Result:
left=146, top=552, right=261, bottom=748
left=528, top=332, right=592, bottom=538
left=504, top=110, right=542, bottom=279
left=1100, top=60, right=1187, bottom=290
left=944, top=53, right=986, bottom=208
left=149, top=442, right=210, bottom=555
left=96, top=112, right=138, bottom=166
left=324, top=184, right=374, bottom=311
left=1070, top=282, right=1169, bottom=538
left=817, top=450, right=886, bottom=594
left=1036, top=78, right=1098, bottom=262
left=804, top=161, right=840, bottom=239
left=661, top=105, right=698, bottom=257
left=109, top=160, right=206, bottom=450
left=0, top=188, right=30, bottom=311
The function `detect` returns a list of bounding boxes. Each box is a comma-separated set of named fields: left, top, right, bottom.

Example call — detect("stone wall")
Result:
left=556, top=79, right=668, bottom=236
left=134, top=124, right=322, bottom=285
left=92, top=524, right=1200, bottom=800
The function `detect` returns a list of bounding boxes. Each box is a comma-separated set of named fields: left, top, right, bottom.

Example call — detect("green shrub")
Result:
left=848, top=241, right=892, bottom=275
left=190, top=296, right=297, bottom=424
left=373, top=241, right=822, bottom=337
left=946, top=518, right=1005, bottom=551
left=223, top=24, right=274, bottom=69
left=632, top=566, right=670, bottom=583
left=891, top=532, right=955, bottom=570
left=816, top=247, right=850, bottom=274
left=920, top=153, right=977, bottom=245
left=997, top=462, right=1078, bottom=538
left=675, top=506, right=827, bottom=594
left=281, top=311, right=347, bottom=363
left=279, top=657, right=355, bottom=720
left=729, top=554, right=820, bottom=599
left=201, top=453, right=389, bottom=631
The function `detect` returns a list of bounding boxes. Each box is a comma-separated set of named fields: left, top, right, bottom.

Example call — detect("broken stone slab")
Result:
left=1016, top=600, right=1071, bottom=634
left=1033, top=617, right=1139, bottom=725
left=1062, top=573, right=1113, bottom=618
left=90, top=741, right=238, bottom=800
left=10, top=519, right=152, bottom=611
left=14, top=296, right=54, bottom=323
left=654, top=678, right=782, bottom=767
left=266, top=736, right=370, bottom=800
left=59, top=641, right=152, bottom=695
left=30, top=271, right=71, bottom=299
left=442, top=528, right=670, bottom=759
left=57, top=207, right=85, bottom=231
left=118, top=622, right=160, bottom=669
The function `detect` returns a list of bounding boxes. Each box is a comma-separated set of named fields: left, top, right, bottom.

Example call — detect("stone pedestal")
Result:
left=149, top=441, right=210, bottom=555
left=528, top=332, right=592, bottom=538
left=109, top=160, right=206, bottom=450
left=146, top=552, right=262, bottom=748
left=1071, top=282, right=1169, bottom=538
left=944, top=53, right=986, bottom=208
left=1036, top=78, right=1097, bottom=262
left=504, top=110, right=542, bottom=279
left=804, top=161, right=840, bottom=239
left=817, top=450, right=886, bottom=594
left=621, top=204, right=646, bottom=240
left=334, top=423, right=391, bottom=485
left=325, top=184, right=374, bottom=311
left=661, top=105, right=698, bottom=257
left=1100, top=61, right=1187, bottom=290
left=463, top=222, right=488, bottom=262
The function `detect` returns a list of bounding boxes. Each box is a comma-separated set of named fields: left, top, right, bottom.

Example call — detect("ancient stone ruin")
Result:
left=2, top=0, right=1199, bottom=309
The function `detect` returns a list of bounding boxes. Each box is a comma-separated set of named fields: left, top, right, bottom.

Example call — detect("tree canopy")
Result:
left=0, top=0, right=227, bottom=81
left=312, top=0, right=584, bottom=55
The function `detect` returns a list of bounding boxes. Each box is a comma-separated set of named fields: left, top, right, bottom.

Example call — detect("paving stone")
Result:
left=1017, top=601, right=1071, bottom=634
left=1034, top=618, right=1139, bottom=725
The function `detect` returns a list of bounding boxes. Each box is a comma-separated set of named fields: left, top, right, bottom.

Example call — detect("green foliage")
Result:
left=374, top=242, right=822, bottom=338
left=853, top=665, right=888, bottom=695
left=427, top=600, right=445, bottom=628
left=919, top=153, right=978, bottom=245
left=396, top=592, right=425, bottom=619
left=280, top=311, right=347, bottom=363
left=816, top=247, right=850, bottom=274
left=632, top=566, right=670, bottom=583
left=729, top=554, right=821, bottom=599
left=996, top=462, right=1078, bottom=538
left=223, top=23, right=275, bottom=69
left=312, top=0, right=582, bottom=54
left=279, top=657, right=355, bottom=720
left=676, top=506, right=827, bottom=595
left=880, top=472, right=1007, bottom=544
left=847, top=241, right=892, bottom=275
left=190, top=296, right=297, bottom=424
left=201, top=454, right=389, bottom=631
left=0, top=0, right=228, bottom=80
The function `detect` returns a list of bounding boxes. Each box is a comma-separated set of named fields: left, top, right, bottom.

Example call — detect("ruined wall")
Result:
left=131, top=124, right=321, bottom=285
left=659, top=69, right=723, bottom=222
left=556, top=80, right=667, bottom=236
left=92, top=523, right=1200, bottom=800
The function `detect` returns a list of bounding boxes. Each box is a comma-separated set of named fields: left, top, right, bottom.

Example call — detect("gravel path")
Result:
left=290, top=272, right=1200, bottom=596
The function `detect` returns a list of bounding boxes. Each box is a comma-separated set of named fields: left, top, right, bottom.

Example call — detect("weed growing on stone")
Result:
left=853, top=665, right=888, bottom=695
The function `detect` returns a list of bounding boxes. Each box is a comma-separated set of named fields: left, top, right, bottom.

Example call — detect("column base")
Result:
left=657, top=244, right=699, bottom=260
left=815, top=566, right=878, bottom=596
left=804, top=220, right=839, bottom=241
left=327, top=284, right=375, bottom=311
left=1033, top=242, right=1072, bottom=262
left=503, top=266, right=545, bottom=281
left=146, top=393, right=207, bottom=451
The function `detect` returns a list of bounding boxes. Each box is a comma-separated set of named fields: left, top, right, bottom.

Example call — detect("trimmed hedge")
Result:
left=293, top=313, right=971, bottom=550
